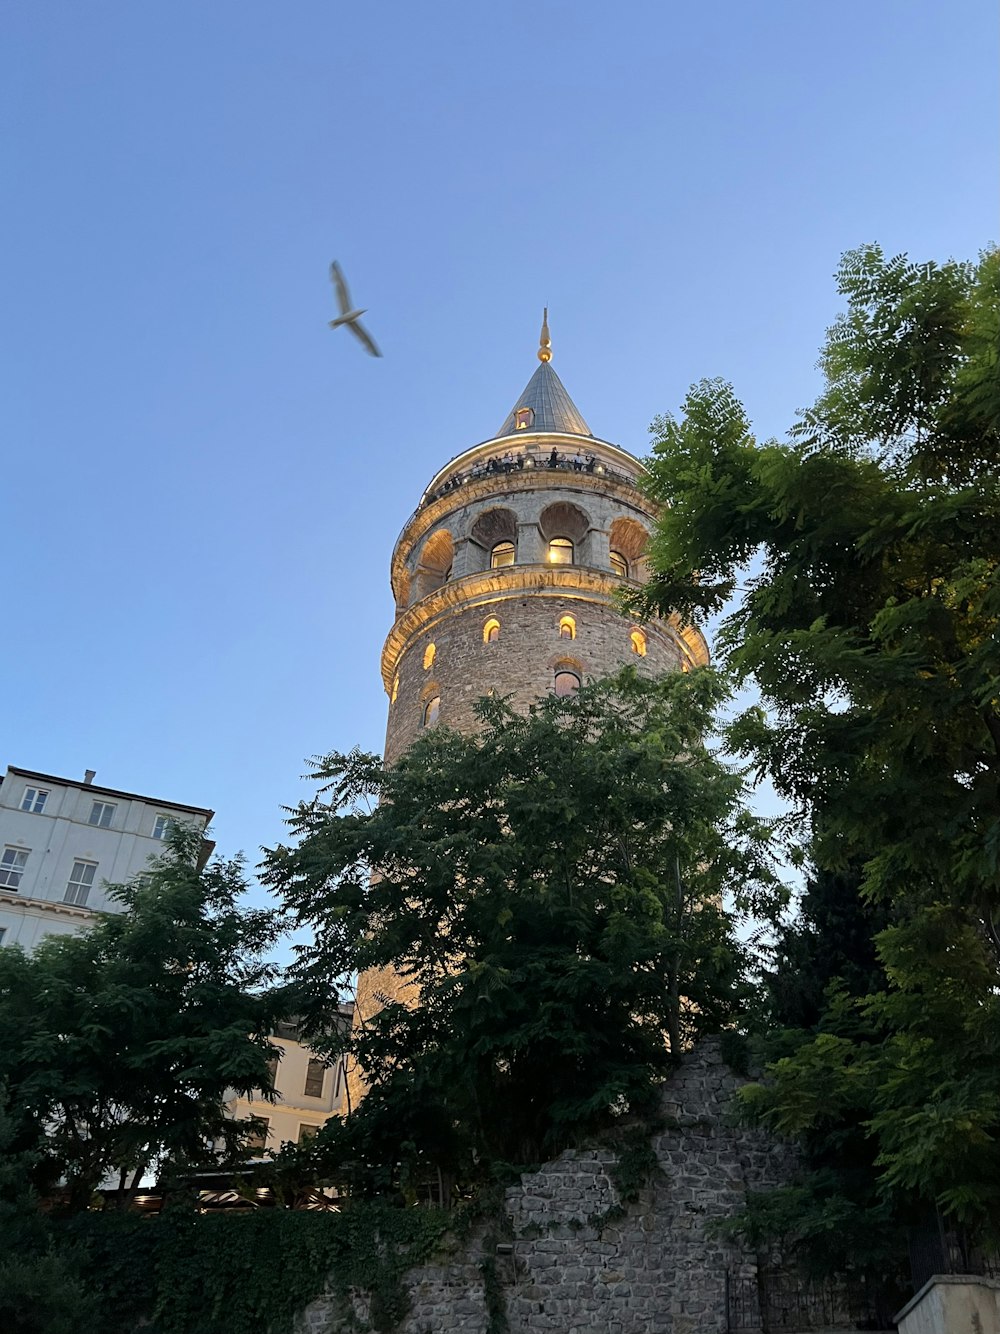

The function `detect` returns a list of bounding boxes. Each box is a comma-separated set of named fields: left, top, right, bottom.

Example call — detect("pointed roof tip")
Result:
left=493, top=311, right=593, bottom=439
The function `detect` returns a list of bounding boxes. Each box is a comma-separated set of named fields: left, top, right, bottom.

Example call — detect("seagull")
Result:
left=328, top=261, right=381, bottom=357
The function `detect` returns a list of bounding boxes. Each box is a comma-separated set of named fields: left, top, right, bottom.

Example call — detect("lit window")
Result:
left=630, top=630, right=647, bottom=658
left=423, top=643, right=436, bottom=670
left=0, top=848, right=28, bottom=889
left=245, top=1118, right=269, bottom=1152
left=88, top=801, right=115, bottom=829
left=558, top=616, right=576, bottom=640
left=515, top=407, right=534, bottom=430
left=151, top=815, right=172, bottom=840
left=304, top=1059, right=326, bottom=1098
left=391, top=675, right=399, bottom=703
left=483, top=618, right=501, bottom=643
left=422, top=695, right=441, bottom=727
left=610, top=550, right=628, bottom=578
left=491, top=541, right=515, bottom=569
left=298, top=1123, right=320, bottom=1144
left=20, top=787, right=48, bottom=814
left=554, top=670, right=580, bottom=697
left=547, top=537, right=573, bottom=565
left=65, top=860, right=97, bottom=906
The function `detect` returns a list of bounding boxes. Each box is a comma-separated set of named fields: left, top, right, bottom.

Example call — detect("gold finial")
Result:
left=538, top=307, right=552, bottom=362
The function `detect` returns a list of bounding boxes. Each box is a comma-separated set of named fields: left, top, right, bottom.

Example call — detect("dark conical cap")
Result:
left=494, top=310, right=593, bottom=438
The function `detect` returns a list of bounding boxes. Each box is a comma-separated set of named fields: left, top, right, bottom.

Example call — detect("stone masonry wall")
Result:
left=299, top=1039, right=799, bottom=1334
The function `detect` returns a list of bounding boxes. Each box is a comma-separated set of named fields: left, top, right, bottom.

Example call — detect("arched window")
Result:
left=422, top=695, right=440, bottom=727
left=558, top=615, right=576, bottom=640
left=483, top=618, right=501, bottom=643
left=391, top=675, right=399, bottom=703
left=491, top=541, right=515, bottom=569
left=423, top=643, right=436, bottom=670
left=610, top=550, right=628, bottom=578
left=554, top=670, right=581, bottom=697
left=515, top=407, right=534, bottom=430
left=630, top=630, right=647, bottom=658
left=547, top=536, right=574, bottom=565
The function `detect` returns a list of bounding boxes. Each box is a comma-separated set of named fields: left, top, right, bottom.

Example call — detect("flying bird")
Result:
left=328, top=261, right=382, bottom=357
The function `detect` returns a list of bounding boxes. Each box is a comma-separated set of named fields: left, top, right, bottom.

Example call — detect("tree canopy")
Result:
left=263, top=668, right=783, bottom=1194
left=0, top=828, right=290, bottom=1211
left=633, top=244, right=1000, bottom=1258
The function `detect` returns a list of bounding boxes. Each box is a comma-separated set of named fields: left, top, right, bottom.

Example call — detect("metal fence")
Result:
left=726, top=1269, right=896, bottom=1331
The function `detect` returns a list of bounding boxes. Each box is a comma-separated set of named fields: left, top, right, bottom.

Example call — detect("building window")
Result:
left=554, top=670, right=581, bottom=697
left=246, top=1117, right=269, bottom=1152
left=547, top=537, right=574, bottom=565
left=422, top=695, right=441, bottom=727
left=610, top=550, right=628, bottom=578
left=491, top=541, right=515, bottom=569
left=515, top=407, right=534, bottom=430
left=558, top=615, right=576, bottom=640
left=265, top=1053, right=280, bottom=1086
left=88, top=801, right=115, bottom=829
left=0, top=927, right=6, bottom=946
left=391, top=675, right=399, bottom=703
left=298, top=1123, right=320, bottom=1144
left=65, top=860, right=97, bottom=906
left=483, top=618, right=501, bottom=644
left=0, top=848, right=28, bottom=889
left=304, top=1059, right=326, bottom=1098
left=151, top=815, right=172, bottom=840
left=20, top=787, right=48, bottom=814
left=630, top=630, right=647, bottom=657
left=423, top=642, right=436, bottom=670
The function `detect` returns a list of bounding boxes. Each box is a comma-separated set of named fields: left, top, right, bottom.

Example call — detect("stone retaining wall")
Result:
left=300, top=1039, right=801, bottom=1334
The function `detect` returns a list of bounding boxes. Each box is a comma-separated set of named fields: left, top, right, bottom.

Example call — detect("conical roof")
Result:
left=494, top=310, right=592, bottom=438
left=495, top=361, right=592, bottom=438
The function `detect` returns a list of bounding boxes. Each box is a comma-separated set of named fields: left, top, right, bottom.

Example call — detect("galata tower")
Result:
left=354, top=315, right=709, bottom=1031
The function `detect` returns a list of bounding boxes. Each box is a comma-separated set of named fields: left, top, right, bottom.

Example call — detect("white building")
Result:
left=0, top=764, right=214, bottom=951
left=230, top=1013, right=352, bottom=1152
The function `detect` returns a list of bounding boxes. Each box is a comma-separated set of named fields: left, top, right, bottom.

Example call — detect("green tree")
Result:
left=632, top=245, right=1000, bottom=1255
left=0, top=827, right=290, bottom=1212
left=263, top=668, right=783, bottom=1195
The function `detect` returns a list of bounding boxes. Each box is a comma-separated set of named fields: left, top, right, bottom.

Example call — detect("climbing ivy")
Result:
left=65, top=1202, right=455, bottom=1334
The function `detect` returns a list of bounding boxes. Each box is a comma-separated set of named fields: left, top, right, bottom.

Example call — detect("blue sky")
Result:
left=2, top=2, right=996, bottom=904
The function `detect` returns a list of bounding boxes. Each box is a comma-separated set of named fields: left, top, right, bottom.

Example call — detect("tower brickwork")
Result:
left=353, top=320, right=709, bottom=1067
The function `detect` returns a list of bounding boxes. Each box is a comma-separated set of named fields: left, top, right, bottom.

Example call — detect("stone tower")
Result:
left=352, top=317, right=709, bottom=1043
left=381, top=314, right=708, bottom=763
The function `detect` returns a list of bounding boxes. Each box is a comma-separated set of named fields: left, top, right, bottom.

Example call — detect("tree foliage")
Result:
left=633, top=245, right=1000, bottom=1254
left=0, top=828, right=290, bottom=1211
left=263, top=668, right=782, bottom=1193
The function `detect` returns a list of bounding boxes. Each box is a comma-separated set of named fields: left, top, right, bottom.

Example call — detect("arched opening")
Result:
left=539, top=501, right=590, bottom=566
left=391, top=675, right=399, bottom=703
left=608, top=517, right=650, bottom=581
left=554, top=670, right=581, bottom=697
left=413, top=529, right=455, bottom=602
left=422, top=695, right=441, bottom=727
left=558, top=615, right=576, bottom=640
left=547, top=536, right=574, bottom=565
left=423, top=642, right=436, bottom=670
left=630, top=629, right=647, bottom=657
left=483, top=618, right=501, bottom=643
left=470, top=508, right=518, bottom=573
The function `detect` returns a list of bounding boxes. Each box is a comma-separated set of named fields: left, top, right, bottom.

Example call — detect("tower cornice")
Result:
left=380, top=564, right=709, bottom=693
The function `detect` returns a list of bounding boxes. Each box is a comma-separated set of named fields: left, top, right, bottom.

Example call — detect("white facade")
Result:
left=230, top=1012, right=352, bottom=1151
left=0, top=765, right=214, bottom=951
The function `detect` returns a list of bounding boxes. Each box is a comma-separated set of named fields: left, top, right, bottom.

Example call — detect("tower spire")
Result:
left=538, top=307, right=552, bottom=363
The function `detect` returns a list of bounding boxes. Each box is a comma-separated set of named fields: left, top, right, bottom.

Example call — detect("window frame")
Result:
left=65, top=859, right=98, bottom=906
left=423, top=642, right=436, bottom=670
left=298, top=1122, right=320, bottom=1144
left=245, top=1117, right=269, bottom=1152
left=490, top=540, right=515, bottom=569
left=0, top=847, right=29, bottom=889
left=609, top=549, right=629, bottom=578
left=20, top=787, right=48, bottom=814
left=483, top=617, right=501, bottom=644
left=88, top=800, right=116, bottom=829
left=547, top=536, right=574, bottom=565
left=422, top=695, right=441, bottom=727
left=304, top=1059, right=326, bottom=1099
left=558, top=615, right=576, bottom=640
left=554, top=669, right=581, bottom=698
